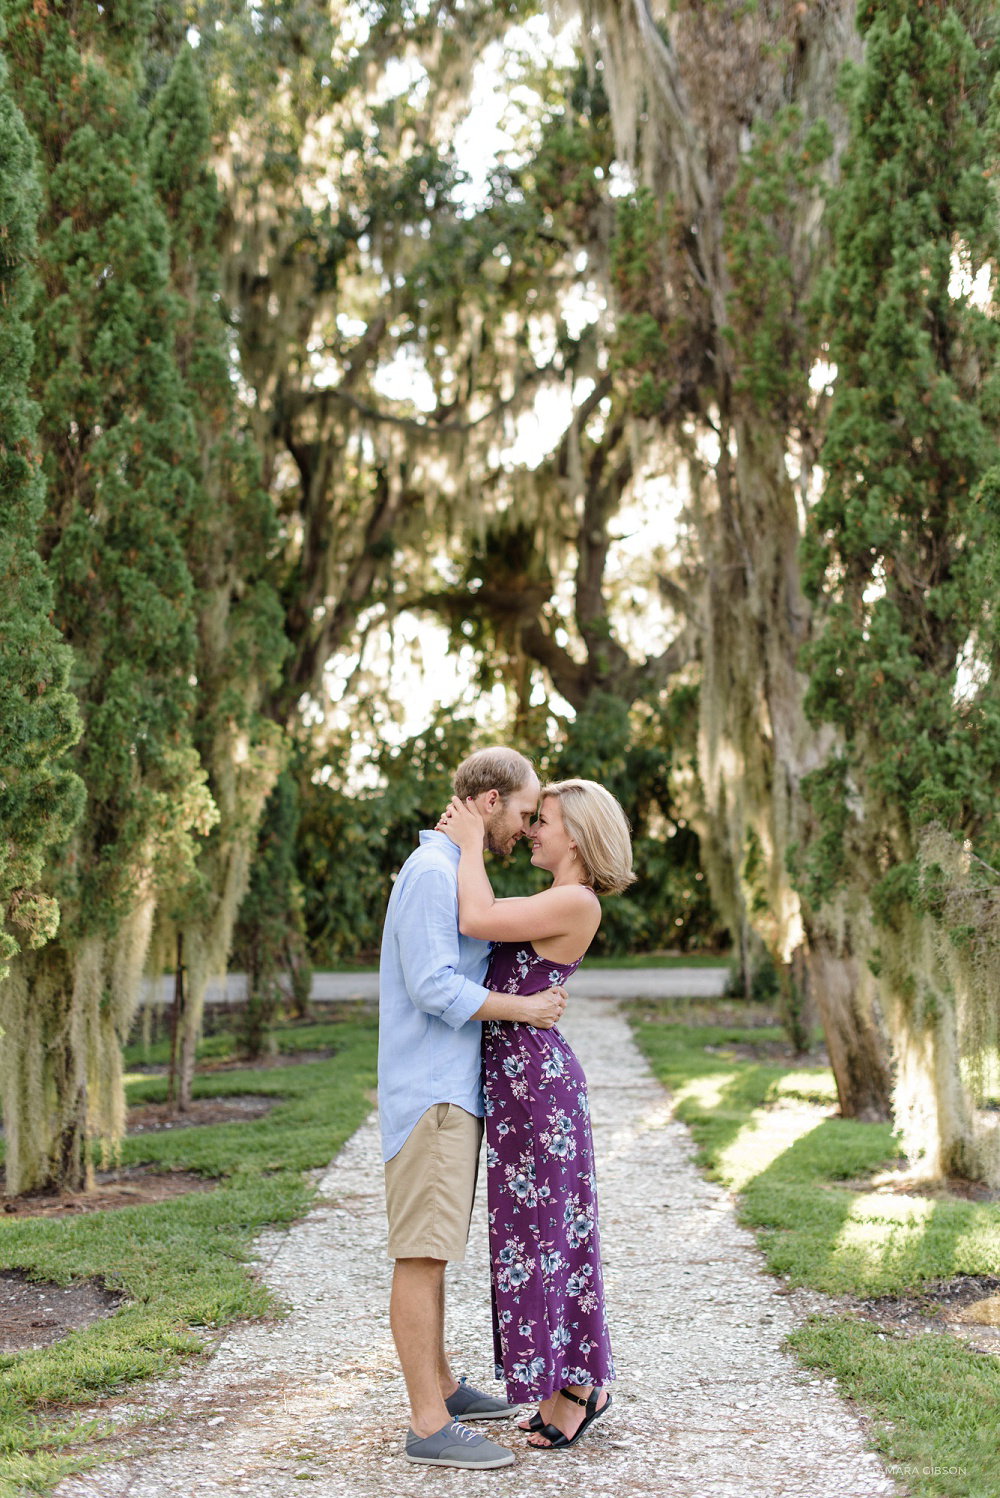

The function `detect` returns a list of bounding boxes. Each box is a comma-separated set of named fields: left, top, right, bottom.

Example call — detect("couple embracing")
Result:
left=377, top=746, right=634, bottom=1469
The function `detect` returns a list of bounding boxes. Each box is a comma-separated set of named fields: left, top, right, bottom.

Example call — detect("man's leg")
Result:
left=390, top=1257, right=453, bottom=1437
left=436, top=1266, right=459, bottom=1403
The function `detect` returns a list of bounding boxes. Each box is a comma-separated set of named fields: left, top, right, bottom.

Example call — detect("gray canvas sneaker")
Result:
left=445, top=1376, right=521, bottom=1421
left=405, top=1420, right=515, bottom=1468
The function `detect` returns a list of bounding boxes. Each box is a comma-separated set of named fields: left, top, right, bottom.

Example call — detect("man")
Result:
left=378, top=746, right=567, bottom=1470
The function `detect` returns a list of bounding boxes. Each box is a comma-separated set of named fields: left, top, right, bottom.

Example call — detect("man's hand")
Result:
left=517, top=984, right=567, bottom=1029
left=469, top=984, right=570, bottom=1028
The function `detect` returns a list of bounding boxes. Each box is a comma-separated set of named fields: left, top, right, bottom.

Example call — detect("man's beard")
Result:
left=484, top=804, right=519, bottom=857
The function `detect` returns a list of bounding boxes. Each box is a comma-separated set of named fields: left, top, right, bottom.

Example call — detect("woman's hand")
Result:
left=436, top=795, right=486, bottom=852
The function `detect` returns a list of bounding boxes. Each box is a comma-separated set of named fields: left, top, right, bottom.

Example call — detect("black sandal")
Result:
left=528, top=1387, right=612, bottom=1451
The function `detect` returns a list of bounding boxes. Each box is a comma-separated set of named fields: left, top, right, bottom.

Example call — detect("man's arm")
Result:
left=470, top=987, right=567, bottom=1028
left=395, top=867, right=489, bottom=1029
left=394, top=867, right=566, bottom=1030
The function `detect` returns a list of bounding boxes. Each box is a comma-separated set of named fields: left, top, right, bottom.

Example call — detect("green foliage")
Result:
left=145, top=42, right=289, bottom=1087
left=297, top=715, right=480, bottom=964
left=722, top=108, right=833, bottom=416
left=231, top=770, right=312, bottom=1055
left=0, top=3, right=218, bottom=1191
left=796, top=0, right=1000, bottom=1173
left=524, top=61, right=613, bottom=236
left=610, top=188, right=707, bottom=418
left=802, top=0, right=1000, bottom=911
left=6, top=2, right=216, bottom=930
left=297, top=693, right=726, bottom=964
left=148, top=38, right=288, bottom=881
left=0, top=41, right=83, bottom=984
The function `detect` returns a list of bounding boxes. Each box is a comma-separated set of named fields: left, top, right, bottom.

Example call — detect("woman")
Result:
left=439, top=778, right=635, bottom=1452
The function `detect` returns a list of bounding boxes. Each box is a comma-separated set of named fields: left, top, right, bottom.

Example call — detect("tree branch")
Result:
left=283, top=358, right=558, bottom=437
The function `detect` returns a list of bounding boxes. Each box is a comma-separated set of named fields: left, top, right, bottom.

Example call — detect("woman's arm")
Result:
left=440, top=796, right=598, bottom=943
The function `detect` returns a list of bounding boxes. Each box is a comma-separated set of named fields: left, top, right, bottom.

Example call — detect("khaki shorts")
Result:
left=384, top=1103, right=484, bottom=1262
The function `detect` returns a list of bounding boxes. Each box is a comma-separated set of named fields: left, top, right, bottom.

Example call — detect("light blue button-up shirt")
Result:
left=377, top=830, right=491, bottom=1163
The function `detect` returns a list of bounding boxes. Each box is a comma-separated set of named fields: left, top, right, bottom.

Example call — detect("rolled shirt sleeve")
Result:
left=377, top=830, right=491, bottom=1163
left=395, top=868, right=489, bottom=1029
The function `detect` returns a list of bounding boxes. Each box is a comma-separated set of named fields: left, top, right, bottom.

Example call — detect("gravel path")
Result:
left=55, top=995, right=897, bottom=1498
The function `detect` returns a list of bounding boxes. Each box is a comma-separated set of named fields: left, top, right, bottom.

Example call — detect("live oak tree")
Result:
left=544, top=0, right=896, bottom=1116
left=156, top=0, right=563, bottom=727
left=800, top=0, right=1000, bottom=1176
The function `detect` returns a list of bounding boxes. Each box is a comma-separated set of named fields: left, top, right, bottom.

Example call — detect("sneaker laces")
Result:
left=449, top=1421, right=479, bottom=1444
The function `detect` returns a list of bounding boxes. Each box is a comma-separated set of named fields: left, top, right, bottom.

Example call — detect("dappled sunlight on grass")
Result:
left=673, top=1071, right=738, bottom=1111
left=767, top=1069, right=839, bottom=1106
left=628, top=1006, right=1000, bottom=1294
left=843, top=1193, right=937, bottom=1225
left=950, top=1213, right=1000, bottom=1277
left=832, top=1192, right=936, bottom=1277
left=716, top=1109, right=826, bottom=1192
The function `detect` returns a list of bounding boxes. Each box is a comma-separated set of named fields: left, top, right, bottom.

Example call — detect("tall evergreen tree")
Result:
left=0, top=33, right=84, bottom=1127
left=801, top=0, right=1000, bottom=1175
left=1, top=3, right=215, bottom=1192
left=146, top=44, right=287, bottom=1108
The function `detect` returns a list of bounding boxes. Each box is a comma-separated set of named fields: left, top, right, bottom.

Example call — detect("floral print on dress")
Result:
left=482, top=940, right=615, bottom=1404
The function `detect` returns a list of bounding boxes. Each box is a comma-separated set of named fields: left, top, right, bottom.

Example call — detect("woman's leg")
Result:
left=526, top=1384, right=611, bottom=1447
left=517, top=1395, right=556, bottom=1432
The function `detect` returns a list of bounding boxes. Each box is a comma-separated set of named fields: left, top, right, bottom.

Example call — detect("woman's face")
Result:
left=528, top=796, right=574, bottom=871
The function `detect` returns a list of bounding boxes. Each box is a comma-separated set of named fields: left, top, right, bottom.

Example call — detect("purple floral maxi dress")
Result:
left=483, top=940, right=615, bottom=1404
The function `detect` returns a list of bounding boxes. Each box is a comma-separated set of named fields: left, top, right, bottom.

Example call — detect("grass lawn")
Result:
left=629, top=1002, right=1000, bottom=1498
left=0, top=1010, right=378, bottom=1496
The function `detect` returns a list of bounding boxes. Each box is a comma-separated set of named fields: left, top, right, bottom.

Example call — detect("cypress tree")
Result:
left=145, top=44, right=287, bottom=1106
left=801, top=0, right=1000, bottom=1176
left=0, top=34, right=84, bottom=1149
left=2, top=3, right=215, bottom=1192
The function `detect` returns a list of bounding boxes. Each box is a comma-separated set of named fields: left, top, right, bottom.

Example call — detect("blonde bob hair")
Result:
left=541, top=779, right=636, bottom=896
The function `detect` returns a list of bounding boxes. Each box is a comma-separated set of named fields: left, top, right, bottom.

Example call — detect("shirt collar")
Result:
left=419, top=829, right=460, bottom=861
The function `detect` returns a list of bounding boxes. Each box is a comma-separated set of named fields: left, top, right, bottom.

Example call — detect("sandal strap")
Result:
left=559, top=1387, right=592, bottom=1409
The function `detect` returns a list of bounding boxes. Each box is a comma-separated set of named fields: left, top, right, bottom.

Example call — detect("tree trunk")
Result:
left=177, top=953, right=198, bottom=1115
left=882, top=909, right=983, bottom=1177
left=167, top=933, right=185, bottom=1110
left=0, top=949, right=92, bottom=1194
left=48, top=1034, right=89, bottom=1193
left=804, top=931, right=891, bottom=1122
left=892, top=1000, right=978, bottom=1179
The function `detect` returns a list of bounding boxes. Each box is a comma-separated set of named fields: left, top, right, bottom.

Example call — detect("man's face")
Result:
left=483, top=775, right=541, bottom=857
